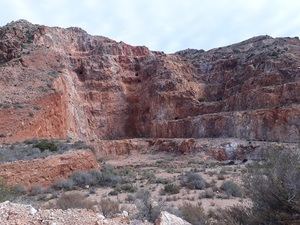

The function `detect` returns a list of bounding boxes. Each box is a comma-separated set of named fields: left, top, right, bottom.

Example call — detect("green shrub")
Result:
left=220, top=181, right=242, bottom=197
left=33, top=140, right=58, bottom=152
left=163, top=183, right=180, bottom=195
left=181, top=172, right=207, bottom=190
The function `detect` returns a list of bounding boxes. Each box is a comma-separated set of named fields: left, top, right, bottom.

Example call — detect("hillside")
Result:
left=0, top=20, right=299, bottom=159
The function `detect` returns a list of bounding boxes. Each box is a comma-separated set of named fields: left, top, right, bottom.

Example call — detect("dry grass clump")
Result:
left=179, top=202, right=207, bottom=225
left=55, top=192, right=95, bottom=210
left=99, top=198, right=120, bottom=218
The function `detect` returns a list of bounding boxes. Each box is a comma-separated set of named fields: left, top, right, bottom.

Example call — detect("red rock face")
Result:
left=0, top=20, right=299, bottom=151
left=0, top=150, right=99, bottom=188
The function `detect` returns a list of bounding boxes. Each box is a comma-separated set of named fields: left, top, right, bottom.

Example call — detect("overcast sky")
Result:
left=0, top=0, right=299, bottom=53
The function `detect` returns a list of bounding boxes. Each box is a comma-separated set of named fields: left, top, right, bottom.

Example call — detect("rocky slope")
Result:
left=0, top=201, right=134, bottom=225
left=0, top=201, right=190, bottom=225
left=0, top=20, right=299, bottom=157
left=0, top=149, right=98, bottom=188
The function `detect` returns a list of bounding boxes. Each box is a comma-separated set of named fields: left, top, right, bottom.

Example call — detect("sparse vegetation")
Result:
left=29, top=185, right=45, bottom=196
left=180, top=202, right=207, bottom=225
left=12, top=184, right=27, bottom=195
left=199, top=189, right=215, bottom=199
left=163, top=183, right=180, bottom=195
left=70, top=171, right=95, bottom=187
left=0, top=178, right=15, bottom=202
left=53, top=179, right=75, bottom=190
left=3, top=142, right=295, bottom=225
left=33, top=139, right=58, bottom=152
left=99, top=198, right=120, bottom=218
left=134, top=189, right=164, bottom=222
left=221, top=149, right=300, bottom=225
left=52, top=164, right=123, bottom=191
left=114, top=183, right=137, bottom=193
left=220, top=181, right=242, bottom=197
left=181, top=171, right=207, bottom=190
left=0, top=139, right=93, bottom=163
left=55, top=192, right=95, bottom=210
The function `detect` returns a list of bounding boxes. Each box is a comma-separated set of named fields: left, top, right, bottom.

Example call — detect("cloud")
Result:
left=0, top=0, right=299, bottom=53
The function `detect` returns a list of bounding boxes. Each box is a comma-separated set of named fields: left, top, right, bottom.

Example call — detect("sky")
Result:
left=0, top=0, right=299, bottom=53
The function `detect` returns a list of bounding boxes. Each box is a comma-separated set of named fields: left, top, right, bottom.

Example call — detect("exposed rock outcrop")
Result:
left=0, top=201, right=135, bottom=225
left=0, top=150, right=98, bottom=188
left=94, top=138, right=299, bottom=160
left=155, top=211, right=191, bottom=225
left=0, top=20, right=299, bottom=158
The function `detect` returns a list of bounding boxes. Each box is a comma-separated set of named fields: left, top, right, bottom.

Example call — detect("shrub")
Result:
left=115, top=183, right=137, bottom=193
left=163, top=183, right=180, bottom=195
left=99, top=198, right=120, bottom=218
left=199, top=189, right=215, bottom=199
left=33, top=140, right=58, bottom=152
left=108, top=190, right=119, bottom=196
left=223, top=149, right=300, bottom=225
left=155, top=177, right=170, bottom=184
left=134, top=189, right=164, bottom=222
left=53, top=179, right=75, bottom=190
left=126, top=194, right=135, bottom=202
left=57, top=165, right=123, bottom=190
left=71, top=140, right=92, bottom=150
left=95, top=165, right=122, bottom=187
left=141, top=170, right=156, bottom=183
left=181, top=172, right=207, bottom=190
left=217, top=174, right=225, bottom=180
left=0, top=178, right=14, bottom=202
left=70, top=171, right=96, bottom=187
left=210, top=206, right=252, bottom=225
left=220, top=181, right=242, bottom=197
left=179, top=202, right=207, bottom=225
left=13, top=184, right=27, bottom=195
left=55, top=192, right=95, bottom=210
left=29, top=185, right=45, bottom=196
left=244, top=149, right=300, bottom=224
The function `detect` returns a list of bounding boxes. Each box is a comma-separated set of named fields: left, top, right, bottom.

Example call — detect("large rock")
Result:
left=155, top=211, right=191, bottom=225
left=0, top=20, right=299, bottom=155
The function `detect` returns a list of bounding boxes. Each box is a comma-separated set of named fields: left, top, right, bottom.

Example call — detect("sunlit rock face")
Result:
left=0, top=20, right=299, bottom=150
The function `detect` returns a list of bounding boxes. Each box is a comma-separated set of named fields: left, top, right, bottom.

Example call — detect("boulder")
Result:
left=155, top=211, right=191, bottom=225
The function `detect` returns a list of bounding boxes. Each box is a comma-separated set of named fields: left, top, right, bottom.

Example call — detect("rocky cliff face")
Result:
left=0, top=20, right=299, bottom=153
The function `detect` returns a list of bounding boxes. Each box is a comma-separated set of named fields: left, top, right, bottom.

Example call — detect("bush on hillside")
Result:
left=220, top=149, right=300, bottom=225
left=181, top=172, right=207, bottom=190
